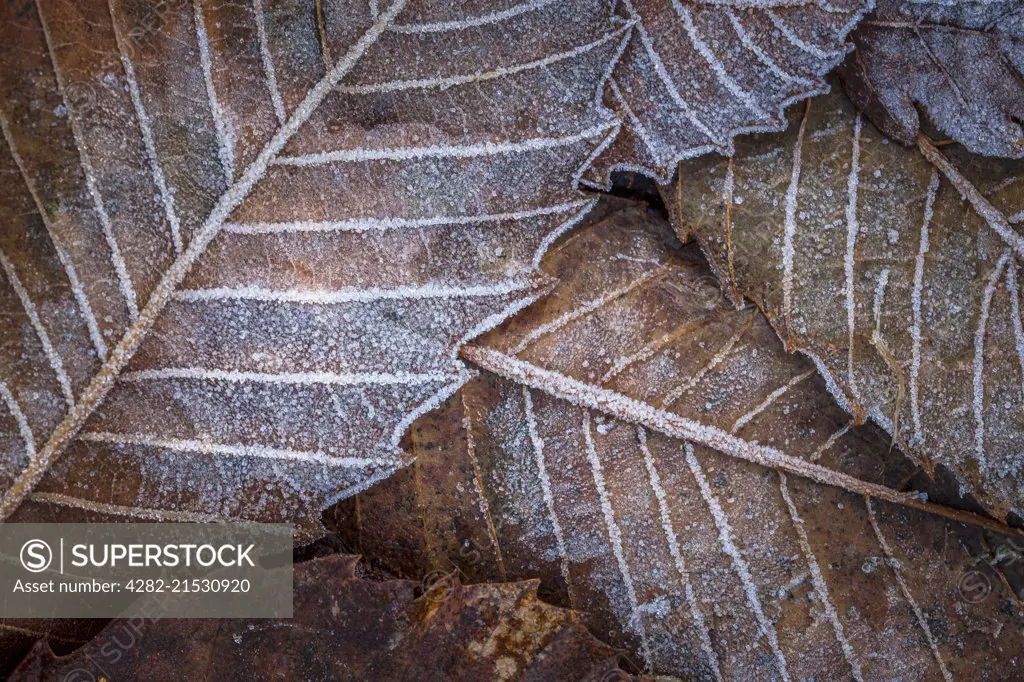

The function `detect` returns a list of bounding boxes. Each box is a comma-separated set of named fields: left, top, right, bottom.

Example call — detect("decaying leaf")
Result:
left=10, top=553, right=623, bottom=681
left=0, top=0, right=624, bottom=537
left=839, top=0, right=1024, bottom=157
left=0, top=619, right=105, bottom=679
left=667, top=84, right=1024, bottom=522
left=581, top=0, right=871, bottom=184
left=330, top=203, right=1024, bottom=680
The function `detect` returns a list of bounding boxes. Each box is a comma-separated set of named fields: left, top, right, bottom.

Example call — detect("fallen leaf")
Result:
left=0, top=0, right=620, bottom=537
left=9, top=553, right=624, bottom=681
left=839, top=0, right=1024, bottom=157
left=582, top=0, right=871, bottom=184
left=666, top=83, right=1024, bottom=522
left=330, top=203, right=1024, bottom=680
left=0, top=620, right=105, bottom=680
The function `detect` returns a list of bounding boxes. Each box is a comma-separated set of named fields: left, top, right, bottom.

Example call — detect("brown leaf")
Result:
left=665, top=83, right=1024, bottom=522
left=0, top=0, right=620, bottom=537
left=581, top=0, right=871, bottom=185
left=0, top=620, right=105, bottom=680
left=329, top=203, right=1024, bottom=680
left=9, top=554, right=624, bottom=681
left=839, top=0, right=1024, bottom=157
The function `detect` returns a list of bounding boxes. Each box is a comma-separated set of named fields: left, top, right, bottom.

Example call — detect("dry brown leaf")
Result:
left=0, top=0, right=622, bottom=537
left=581, top=0, right=871, bottom=184
left=329, top=203, right=1024, bottom=680
left=665, top=83, right=1024, bottom=522
left=839, top=0, right=1024, bottom=157
left=0, top=619, right=105, bottom=680
left=9, top=553, right=624, bottom=681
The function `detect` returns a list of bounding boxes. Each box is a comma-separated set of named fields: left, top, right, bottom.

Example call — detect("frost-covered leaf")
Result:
left=665, top=83, right=1024, bottom=521
left=839, top=0, right=1024, bottom=157
left=580, top=0, right=871, bottom=185
left=0, top=0, right=621, bottom=537
left=330, top=203, right=1024, bottom=680
left=10, top=553, right=623, bottom=681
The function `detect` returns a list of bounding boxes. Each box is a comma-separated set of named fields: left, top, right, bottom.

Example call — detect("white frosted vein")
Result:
left=0, top=112, right=107, bottom=360
left=621, top=0, right=721, bottom=145
left=600, top=322, right=701, bottom=386
left=865, top=498, right=952, bottom=682
left=389, top=369, right=472, bottom=453
left=462, top=345, right=987, bottom=529
left=461, top=392, right=506, bottom=579
left=0, top=0, right=410, bottom=521
left=583, top=414, right=652, bottom=670
left=910, top=170, right=939, bottom=445
left=809, top=421, right=852, bottom=462
left=781, top=105, right=809, bottom=323
left=779, top=473, right=864, bottom=681
left=726, top=9, right=811, bottom=85
left=224, top=199, right=590, bottom=234
left=974, top=250, right=1012, bottom=469
left=684, top=443, right=791, bottom=682
left=636, top=427, right=722, bottom=681
left=274, top=123, right=615, bottom=165
left=108, top=0, right=183, bottom=254
left=573, top=124, right=625, bottom=188
left=28, top=492, right=226, bottom=523
left=844, top=114, right=863, bottom=406
left=0, top=381, right=35, bottom=460
left=608, top=78, right=663, bottom=165
left=175, top=277, right=537, bottom=304
left=662, top=314, right=751, bottom=407
left=1008, top=260, right=1024, bottom=400
left=35, top=0, right=139, bottom=321
left=765, top=9, right=845, bottom=59
left=529, top=201, right=599, bottom=271
left=523, top=387, right=574, bottom=599
left=120, top=368, right=453, bottom=386
left=0, top=249, right=75, bottom=408
left=510, top=266, right=665, bottom=354
left=78, top=431, right=382, bottom=467
left=917, top=137, right=1024, bottom=259
left=730, top=369, right=814, bottom=434
left=252, top=0, right=286, bottom=124
left=671, top=1, right=766, bottom=116
left=337, top=26, right=629, bottom=95
left=193, top=0, right=235, bottom=181
left=390, top=0, right=557, bottom=33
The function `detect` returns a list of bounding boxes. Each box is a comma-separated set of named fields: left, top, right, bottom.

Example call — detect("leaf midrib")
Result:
left=460, top=343, right=1024, bottom=540
left=0, top=0, right=410, bottom=520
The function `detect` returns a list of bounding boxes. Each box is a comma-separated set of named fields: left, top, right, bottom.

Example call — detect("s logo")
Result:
left=20, top=539, right=52, bottom=573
